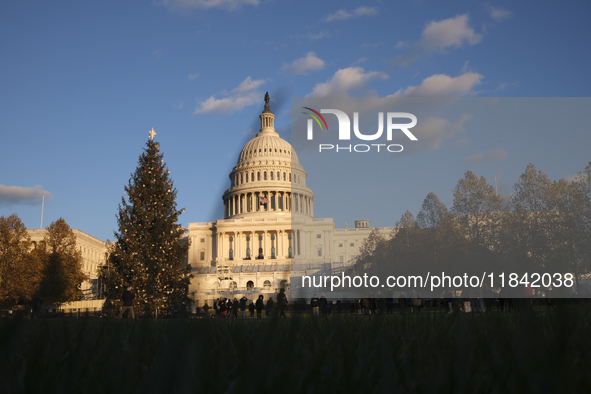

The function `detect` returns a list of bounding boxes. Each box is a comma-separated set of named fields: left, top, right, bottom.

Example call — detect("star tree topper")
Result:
left=149, top=128, right=157, bottom=140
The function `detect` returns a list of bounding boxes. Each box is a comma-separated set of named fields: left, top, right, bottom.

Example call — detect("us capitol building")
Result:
left=25, top=96, right=395, bottom=306
left=186, top=96, right=394, bottom=305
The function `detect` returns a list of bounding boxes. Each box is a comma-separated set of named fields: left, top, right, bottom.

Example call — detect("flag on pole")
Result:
left=259, top=196, right=269, bottom=204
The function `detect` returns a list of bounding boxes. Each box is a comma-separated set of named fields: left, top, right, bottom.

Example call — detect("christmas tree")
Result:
left=102, top=128, right=191, bottom=317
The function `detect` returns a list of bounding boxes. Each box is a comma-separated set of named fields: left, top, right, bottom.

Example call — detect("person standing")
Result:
left=266, top=297, right=274, bottom=317
left=119, top=287, right=135, bottom=319
left=227, top=298, right=234, bottom=317
left=444, top=290, right=454, bottom=314
left=233, top=298, right=239, bottom=318
left=319, top=294, right=327, bottom=315
left=277, top=288, right=288, bottom=317
left=311, top=294, right=320, bottom=316
left=249, top=300, right=255, bottom=317
left=255, top=295, right=264, bottom=318
left=219, top=298, right=227, bottom=318
left=239, top=296, right=247, bottom=317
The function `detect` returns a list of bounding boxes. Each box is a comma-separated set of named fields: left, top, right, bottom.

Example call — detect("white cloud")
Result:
left=153, top=49, right=162, bottom=58
left=487, top=6, right=513, bottom=21
left=232, top=76, right=265, bottom=93
left=390, top=72, right=483, bottom=97
left=325, top=6, right=378, bottom=22
left=420, top=14, right=482, bottom=52
left=194, top=76, right=265, bottom=114
left=404, top=115, right=471, bottom=151
left=0, top=185, right=52, bottom=207
left=308, top=67, right=388, bottom=97
left=292, top=31, right=330, bottom=40
left=155, top=0, right=259, bottom=11
left=352, top=57, right=368, bottom=65
left=188, top=73, right=199, bottom=80
left=464, top=148, right=508, bottom=162
left=280, top=52, right=325, bottom=76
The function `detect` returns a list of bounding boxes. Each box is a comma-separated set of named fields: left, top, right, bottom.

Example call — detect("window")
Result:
left=339, top=256, right=344, bottom=263
left=263, top=280, right=271, bottom=288
left=240, top=174, right=243, bottom=184
left=264, top=172, right=267, bottom=180
left=200, top=252, right=205, bottom=260
left=257, top=172, right=260, bottom=181
left=283, top=172, right=286, bottom=181
left=270, top=172, right=274, bottom=180
left=200, top=238, right=205, bottom=243
left=350, top=243, right=354, bottom=247
left=246, top=281, right=254, bottom=288
left=280, top=280, right=288, bottom=288
left=317, top=248, right=322, bottom=257
left=230, top=281, right=237, bottom=289
left=339, top=243, right=343, bottom=247
left=277, top=172, right=280, bottom=180
left=316, top=234, right=321, bottom=238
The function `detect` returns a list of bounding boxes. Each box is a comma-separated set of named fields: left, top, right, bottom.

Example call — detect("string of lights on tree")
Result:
left=102, top=128, right=192, bottom=315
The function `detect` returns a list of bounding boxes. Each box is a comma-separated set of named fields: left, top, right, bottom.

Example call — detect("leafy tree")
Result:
left=356, top=228, right=388, bottom=271
left=452, top=170, right=503, bottom=248
left=37, top=218, right=87, bottom=304
left=571, top=163, right=591, bottom=273
left=417, top=192, right=448, bottom=229
left=102, top=137, right=191, bottom=316
left=0, top=214, right=43, bottom=307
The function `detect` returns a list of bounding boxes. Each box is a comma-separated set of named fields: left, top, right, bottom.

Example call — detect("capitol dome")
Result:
left=222, top=95, right=314, bottom=219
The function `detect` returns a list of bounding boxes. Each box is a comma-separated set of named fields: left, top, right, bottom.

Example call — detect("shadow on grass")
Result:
left=1, top=307, right=590, bottom=393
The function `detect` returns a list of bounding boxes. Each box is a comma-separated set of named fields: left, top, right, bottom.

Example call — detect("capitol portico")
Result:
left=186, top=96, right=395, bottom=304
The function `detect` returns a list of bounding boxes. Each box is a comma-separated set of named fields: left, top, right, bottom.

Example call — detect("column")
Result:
left=237, top=231, right=242, bottom=259
left=207, top=234, right=212, bottom=261
left=216, top=232, right=221, bottom=260
left=324, top=230, right=328, bottom=258
left=264, top=230, right=268, bottom=260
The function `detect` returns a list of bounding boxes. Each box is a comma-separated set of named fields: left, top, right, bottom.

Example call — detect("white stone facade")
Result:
left=27, top=229, right=109, bottom=299
left=187, top=100, right=395, bottom=305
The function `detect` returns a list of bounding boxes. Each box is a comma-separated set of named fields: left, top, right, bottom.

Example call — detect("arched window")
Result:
left=251, top=172, right=254, bottom=182
left=270, top=172, right=274, bottom=180
left=230, top=281, right=237, bottom=289
left=283, top=172, right=286, bottom=181
left=246, top=173, right=248, bottom=183
left=264, top=172, right=267, bottom=180
left=257, top=172, right=261, bottom=181
left=289, top=173, right=292, bottom=182
left=263, top=280, right=271, bottom=288
left=240, top=174, right=243, bottom=184
left=246, top=281, right=254, bottom=288
left=280, top=280, right=288, bottom=289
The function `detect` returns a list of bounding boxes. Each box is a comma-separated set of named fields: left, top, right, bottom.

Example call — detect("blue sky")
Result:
left=1, top=0, right=590, bottom=241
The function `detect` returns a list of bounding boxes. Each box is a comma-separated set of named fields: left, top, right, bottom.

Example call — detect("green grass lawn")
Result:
left=1, top=306, right=590, bottom=393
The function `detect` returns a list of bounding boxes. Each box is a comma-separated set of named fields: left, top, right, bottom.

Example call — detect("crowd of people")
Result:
left=201, top=288, right=289, bottom=318
left=190, top=288, right=548, bottom=319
